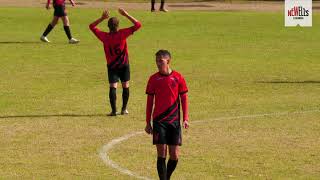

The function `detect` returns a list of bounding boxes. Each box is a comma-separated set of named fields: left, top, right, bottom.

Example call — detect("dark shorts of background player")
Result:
left=54, top=5, right=67, bottom=17
left=152, top=121, right=182, bottom=146
left=107, top=65, right=130, bottom=83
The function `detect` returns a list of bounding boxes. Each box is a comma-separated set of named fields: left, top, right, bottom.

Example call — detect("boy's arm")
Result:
left=145, top=94, right=154, bottom=134
left=180, top=93, right=189, bottom=129
left=69, top=0, right=76, bottom=6
left=89, top=10, right=109, bottom=41
left=89, top=10, right=109, bottom=30
left=46, top=0, right=50, bottom=9
left=118, top=8, right=141, bottom=29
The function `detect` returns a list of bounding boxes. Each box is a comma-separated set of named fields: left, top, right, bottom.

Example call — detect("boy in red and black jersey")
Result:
left=89, top=9, right=141, bottom=116
left=145, top=50, right=189, bottom=180
left=40, top=0, right=79, bottom=44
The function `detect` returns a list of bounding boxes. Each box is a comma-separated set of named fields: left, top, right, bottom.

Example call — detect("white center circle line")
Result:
left=99, top=109, right=319, bottom=179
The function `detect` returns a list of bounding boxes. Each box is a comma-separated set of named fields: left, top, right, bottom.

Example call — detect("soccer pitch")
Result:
left=0, top=7, right=320, bottom=179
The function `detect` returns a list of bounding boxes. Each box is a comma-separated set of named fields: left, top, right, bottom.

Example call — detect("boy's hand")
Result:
left=46, top=4, right=50, bottom=9
left=183, top=120, right=189, bottom=129
left=145, top=123, right=153, bottom=134
left=118, top=8, right=128, bottom=16
left=101, top=10, right=109, bottom=19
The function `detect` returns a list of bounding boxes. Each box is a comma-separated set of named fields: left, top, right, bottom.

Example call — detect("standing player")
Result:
left=89, top=9, right=142, bottom=116
left=145, top=50, right=189, bottom=180
left=40, top=0, right=80, bottom=44
left=151, top=0, right=168, bottom=12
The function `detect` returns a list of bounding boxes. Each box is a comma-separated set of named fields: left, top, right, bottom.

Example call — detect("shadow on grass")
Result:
left=256, top=81, right=320, bottom=84
left=0, top=113, right=112, bottom=119
left=0, top=41, right=41, bottom=44
left=168, top=4, right=213, bottom=7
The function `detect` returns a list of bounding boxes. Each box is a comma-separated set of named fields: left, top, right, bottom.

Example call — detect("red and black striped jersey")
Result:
left=48, top=0, right=65, bottom=6
left=146, top=71, right=188, bottom=123
left=89, top=22, right=141, bottom=69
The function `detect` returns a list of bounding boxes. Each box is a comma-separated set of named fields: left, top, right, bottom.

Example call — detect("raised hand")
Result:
left=101, top=10, right=110, bottom=19
left=118, top=8, right=128, bottom=16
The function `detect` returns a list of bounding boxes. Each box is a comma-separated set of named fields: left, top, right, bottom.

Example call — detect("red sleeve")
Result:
left=89, top=23, right=105, bottom=42
left=179, top=75, right=188, bottom=94
left=146, top=94, right=154, bottom=124
left=146, top=77, right=155, bottom=95
left=120, top=21, right=142, bottom=39
left=180, top=93, right=189, bottom=121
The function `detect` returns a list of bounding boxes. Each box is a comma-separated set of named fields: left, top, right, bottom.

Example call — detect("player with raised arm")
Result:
left=40, top=0, right=79, bottom=44
left=89, top=9, right=142, bottom=116
left=145, top=50, right=189, bottom=180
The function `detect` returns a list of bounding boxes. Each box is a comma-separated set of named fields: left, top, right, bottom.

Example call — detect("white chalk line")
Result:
left=98, top=131, right=151, bottom=180
left=99, top=109, right=320, bottom=179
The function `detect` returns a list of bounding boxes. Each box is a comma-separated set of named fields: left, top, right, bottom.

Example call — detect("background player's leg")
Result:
left=167, top=145, right=179, bottom=180
left=121, top=81, right=129, bottom=115
left=62, top=16, right=79, bottom=43
left=41, top=16, right=59, bottom=42
left=108, top=83, right=118, bottom=116
left=151, top=0, right=156, bottom=11
left=156, top=144, right=167, bottom=180
left=160, top=0, right=168, bottom=12
left=62, top=16, right=71, bottom=39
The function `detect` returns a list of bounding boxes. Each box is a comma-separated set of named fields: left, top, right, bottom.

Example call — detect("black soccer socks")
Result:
left=151, top=0, right=155, bottom=11
left=157, top=157, right=167, bottom=180
left=109, top=87, right=117, bottom=113
left=160, top=0, right=165, bottom=9
left=167, top=159, right=178, bottom=180
left=122, top=88, right=129, bottom=111
left=63, top=26, right=72, bottom=40
left=43, top=24, right=54, bottom=37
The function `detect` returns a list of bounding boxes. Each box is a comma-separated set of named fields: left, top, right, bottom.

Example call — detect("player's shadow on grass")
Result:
left=256, top=80, right=320, bottom=84
left=0, top=113, right=108, bottom=119
left=168, top=4, right=213, bottom=7
left=0, top=41, right=41, bottom=44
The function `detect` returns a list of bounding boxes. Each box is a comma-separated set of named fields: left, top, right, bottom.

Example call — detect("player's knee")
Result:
left=62, top=17, right=69, bottom=26
left=63, top=21, right=69, bottom=26
left=169, top=147, right=179, bottom=160
left=51, top=21, right=58, bottom=26
left=109, top=83, right=118, bottom=88
left=169, top=155, right=178, bottom=160
left=122, top=82, right=129, bottom=88
left=169, top=152, right=179, bottom=160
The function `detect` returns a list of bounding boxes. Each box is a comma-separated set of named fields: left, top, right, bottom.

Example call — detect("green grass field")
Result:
left=0, top=7, right=320, bottom=179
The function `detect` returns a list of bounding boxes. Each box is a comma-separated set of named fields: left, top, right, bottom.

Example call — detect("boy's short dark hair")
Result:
left=108, top=17, right=119, bottom=32
left=155, top=49, right=171, bottom=58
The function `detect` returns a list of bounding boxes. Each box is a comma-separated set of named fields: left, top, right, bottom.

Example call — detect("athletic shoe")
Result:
left=40, top=35, right=50, bottom=43
left=121, top=109, right=129, bottom=115
left=69, top=38, right=80, bottom=44
left=107, top=112, right=118, bottom=116
left=159, top=8, right=168, bottom=12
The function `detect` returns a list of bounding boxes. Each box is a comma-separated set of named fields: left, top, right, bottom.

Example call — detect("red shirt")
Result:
left=48, top=0, right=65, bottom=6
left=89, top=22, right=141, bottom=69
left=146, top=71, right=188, bottom=123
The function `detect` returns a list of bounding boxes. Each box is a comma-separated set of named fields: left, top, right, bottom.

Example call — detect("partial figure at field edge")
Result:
left=151, top=0, right=169, bottom=12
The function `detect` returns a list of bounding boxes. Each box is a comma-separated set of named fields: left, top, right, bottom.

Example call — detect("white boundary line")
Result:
left=99, top=109, right=319, bottom=179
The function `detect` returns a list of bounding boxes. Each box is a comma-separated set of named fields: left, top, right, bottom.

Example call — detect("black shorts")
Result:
left=54, top=5, right=67, bottom=17
left=107, top=65, right=130, bottom=83
left=152, top=121, right=182, bottom=146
